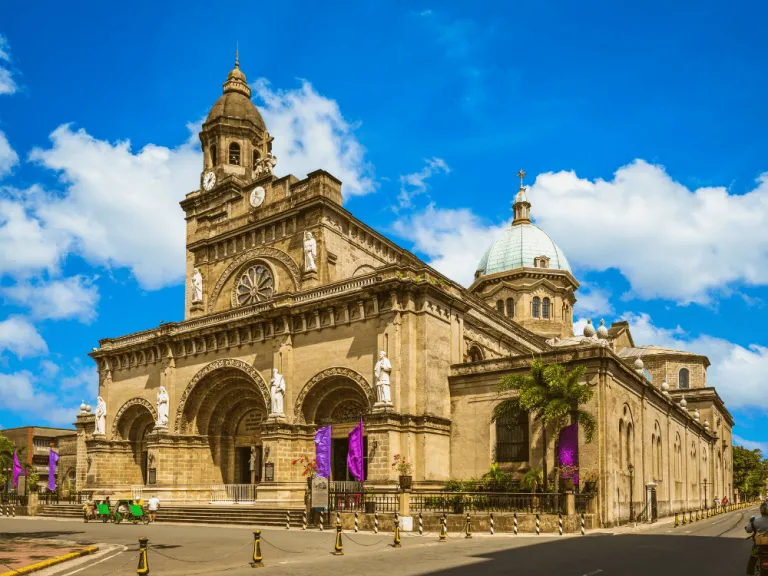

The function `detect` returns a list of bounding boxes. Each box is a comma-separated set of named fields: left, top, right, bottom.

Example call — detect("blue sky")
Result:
left=1, top=1, right=766, bottom=449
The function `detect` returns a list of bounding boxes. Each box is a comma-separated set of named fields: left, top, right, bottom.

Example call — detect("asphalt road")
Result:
left=0, top=506, right=759, bottom=575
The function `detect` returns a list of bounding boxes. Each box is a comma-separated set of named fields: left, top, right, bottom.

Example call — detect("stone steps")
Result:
left=36, top=505, right=305, bottom=527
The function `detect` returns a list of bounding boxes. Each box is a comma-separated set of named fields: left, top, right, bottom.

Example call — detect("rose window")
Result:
left=236, top=265, right=274, bottom=306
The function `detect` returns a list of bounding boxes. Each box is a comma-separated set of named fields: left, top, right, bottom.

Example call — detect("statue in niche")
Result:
left=270, top=368, right=286, bottom=415
left=374, top=350, right=392, bottom=405
left=191, top=268, right=203, bottom=303
left=156, top=385, right=169, bottom=427
left=94, top=396, right=107, bottom=435
left=303, top=232, right=317, bottom=272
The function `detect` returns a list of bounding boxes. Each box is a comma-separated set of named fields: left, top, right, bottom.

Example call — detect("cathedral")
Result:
left=75, top=57, right=734, bottom=526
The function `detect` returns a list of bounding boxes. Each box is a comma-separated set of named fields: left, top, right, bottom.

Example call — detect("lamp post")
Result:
left=702, top=479, right=709, bottom=513
left=628, top=463, right=635, bottom=522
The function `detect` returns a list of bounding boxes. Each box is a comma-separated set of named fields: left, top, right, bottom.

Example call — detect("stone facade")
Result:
left=76, top=58, right=734, bottom=526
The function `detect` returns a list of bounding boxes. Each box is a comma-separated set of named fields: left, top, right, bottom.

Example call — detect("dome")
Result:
left=205, top=56, right=265, bottom=130
left=476, top=223, right=571, bottom=276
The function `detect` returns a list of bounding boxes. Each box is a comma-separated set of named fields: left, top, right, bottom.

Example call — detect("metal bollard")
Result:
left=559, top=513, right=563, bottom=536
left=394, top=510, right=399, bottom=523
left=137, top=537, right=150, bottom=575
left=689, top=511, right=693, bottom=524
left=336, top=511, right=341, bottom=525
left=374, top=511, right=379, bottom=534
left=286, top=510, right=290, bottom=530
left=513, top=511, right=518, bottom=536
left=490, top=512, right=494, bottom=535
left=580, top=512, right=585, bottom=536
left=419, top=511, right=423, bottom=536
left=682, top=511, right=687, bottom=525
left=354, top=511, right=359, bottom=533
left=302, top=510, right=307, bottom=530
left=250, top=530, right=264, bottom=568
left=465, top=512, right=472, bottom=539
left=392, top=518, right=402, bottom=548
left=439, top=514, right=447, bottom=542
left=535, top=513, right=540, bottom=536
left=674, top=513, right=679, bottom=528
left=331, top=522, right=344, bottom=556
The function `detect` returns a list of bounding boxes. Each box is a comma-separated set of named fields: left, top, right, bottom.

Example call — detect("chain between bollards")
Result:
left=250, top=530, right=264, bottom=568
left=490, top=512, right=494, bottom=535
left=439, top=514, right=447, bottom=543
left=137, top=537, right=150, bottom=575
left=465, top=512, right=473, bottom=539
left=392, top=518, right=402, bottom=548
left=331, top=522, right=344, bottom=556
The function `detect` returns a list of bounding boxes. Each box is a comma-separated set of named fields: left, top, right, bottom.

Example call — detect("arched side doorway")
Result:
left=112, top=398, right=157, bottom=485
left=175, top=360, right=270, bottom=484
left=295, top=368, right=374, bottom=482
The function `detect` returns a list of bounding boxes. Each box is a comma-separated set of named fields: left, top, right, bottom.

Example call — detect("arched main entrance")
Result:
left=295, top=368, right=374, bottom=481
left=176, top=360, right=270, bottom=484
left=112, top=398, right=157, bottom=484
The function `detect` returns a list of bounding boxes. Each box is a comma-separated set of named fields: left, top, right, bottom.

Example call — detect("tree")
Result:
left=733, top=445, right=768, bottom=498
left=492, top=358, right=597, bottom=491
left=0, top=435, right=30, bottom=492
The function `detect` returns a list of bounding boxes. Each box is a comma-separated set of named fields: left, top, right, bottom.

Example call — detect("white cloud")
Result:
left=530, top=161, right=768, bottom=304
left=0, top=35, right=18, bottom=96
left=392, top=203, right=507, bottom=286
left=732, top=436, right=768, bottom=454
left=0, top=131, right=19, bottom=177
left=253, top=79, right=374, bottom=197
left=618, top=312, right=768, bottom=413
left=39, top=359, right=59, bottom=378
left=398, top=157, right=450, bottom=209
left=3, top=275, right=99, bottom=323
left=0, top=370, right=77, bottom=426
left=0, top=316, right=47, bottom=358
left=28, top=124, right=198, bottom=289
left=60, top=366, right=97, bottom=392
left=573, top=284, right=613, bottom=318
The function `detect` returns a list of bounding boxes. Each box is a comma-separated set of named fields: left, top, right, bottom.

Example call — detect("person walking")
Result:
left=148, top=494, right=160, bottom=523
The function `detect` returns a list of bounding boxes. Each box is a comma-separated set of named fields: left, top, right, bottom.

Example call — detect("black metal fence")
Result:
left=0, top=492, right=28, bottom=506
left=328, top=489, right=399, bottom=513
left=410, top=491, right=566, bottom=514
left=575, top=493, right=596, bottom=513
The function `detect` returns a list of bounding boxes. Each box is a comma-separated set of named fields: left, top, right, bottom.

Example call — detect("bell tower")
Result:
left=198, top=51, right=276, bottom=193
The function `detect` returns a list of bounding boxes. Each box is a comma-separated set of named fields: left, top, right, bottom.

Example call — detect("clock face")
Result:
left=250, top=186, right=265, bottom=208
left=203, top=171, right=216, bottom=191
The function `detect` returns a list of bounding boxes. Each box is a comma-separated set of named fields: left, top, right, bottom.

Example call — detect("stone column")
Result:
left=74, top=413, right=95, bottom=491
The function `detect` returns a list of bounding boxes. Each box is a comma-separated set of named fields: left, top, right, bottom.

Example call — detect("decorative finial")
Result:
left=235, top=42, right=239, bottom=68
left=517, top=169, right=527, bottom=191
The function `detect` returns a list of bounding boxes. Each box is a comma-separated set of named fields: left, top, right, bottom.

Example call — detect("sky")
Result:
left=0, top=1, right=766, bottom=450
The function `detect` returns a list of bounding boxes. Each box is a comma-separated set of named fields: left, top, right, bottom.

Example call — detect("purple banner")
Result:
left=48, top=450, right=59, bottom=491
left=12, top=450, right=21, bottom=489
left=347, top=419, right=365, bottom=482
left=558, top=423, right=579, bottom=485
left=314, top=426, right=331, bottom=479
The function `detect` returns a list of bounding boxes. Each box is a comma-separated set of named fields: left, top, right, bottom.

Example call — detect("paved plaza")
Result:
left=0, top=505, right=758, bottom=575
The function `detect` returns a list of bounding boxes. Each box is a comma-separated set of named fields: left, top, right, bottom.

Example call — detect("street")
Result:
left=0, top=506, right=758, bottom=575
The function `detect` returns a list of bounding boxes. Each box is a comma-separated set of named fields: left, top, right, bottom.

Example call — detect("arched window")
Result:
left=619, top=420, right=625, bottom=468
left=495, top=412, right=529, bottom=463
left=229, top=142, right=241, bottom=165
left=496, top=300, right=504, bottom=314
left=678, top=368, right=690, bottom=389
left=532, top=297, right=540, bottom=318
left=626, top=423, right=633, bottom=470
left=542, top=297, right=550, bottom=319
left=468, top=346, right=483, bottom=363
left=253, top=150, right=260, bottom=169
left=210, top=145, right=217, bottom=166
left=506, top=298, right=514, bottom=318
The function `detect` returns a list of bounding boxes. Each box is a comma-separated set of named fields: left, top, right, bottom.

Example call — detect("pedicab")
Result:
left=111, top=499, right=150, bottom=525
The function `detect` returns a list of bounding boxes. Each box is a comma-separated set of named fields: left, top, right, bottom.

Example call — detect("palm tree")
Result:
left=492, top=358, right=597, bottom=491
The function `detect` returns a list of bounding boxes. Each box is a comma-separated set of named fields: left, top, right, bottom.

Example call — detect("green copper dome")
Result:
left=476, top=223, right=571, bottom=276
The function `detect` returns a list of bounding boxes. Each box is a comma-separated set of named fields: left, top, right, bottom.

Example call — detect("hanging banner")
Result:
left=558, top=423, right=579, bottom=486
left=48, top=450, right=60, bottom=491
left=314, top=426, right=331, bottom=479
left=12, top=450, right=21, bottom=489
left=347, top=418, right=364, bottom=482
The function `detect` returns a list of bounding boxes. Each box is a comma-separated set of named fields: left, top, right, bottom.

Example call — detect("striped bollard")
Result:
left=319, top=511, right=324, bottom=532
left=286, top=510, right=290, bottom=530
left=302, top=510, right=307, bottom=530
left=580, top=512, right=585, bottom=536
left=354, top=511, right=359, bottom=533
left=513, top=512, right=518, bottom=536
left=419, top=512, right=423, bottom=536
left=490, top=512, right=494, bottom=535
left=558, top=513, right=563, bottom=536
left=535, top=513, right=540, bottom=536
left=11, top=505, right=14, bottom=518
left=374, top=511, right=379, bottom=534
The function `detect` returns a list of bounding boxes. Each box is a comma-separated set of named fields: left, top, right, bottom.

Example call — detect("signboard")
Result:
left=148, top=469, right=156, bottom=485
left=264, top=462, right=274, bottom=482
left=237, top=410, right=265, bottom=436
left=311, top=476, right=329, bottom=509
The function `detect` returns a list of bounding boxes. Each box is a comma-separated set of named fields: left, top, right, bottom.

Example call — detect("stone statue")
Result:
left=250, top=446, right=258, bottom=472
left=264, top=152, right=277, bottom=174
left=94, top=396, right=107, bottom=435
left=270, top=368, right=286, bottom=415
left=156, top=385, right=169, bottom=427
left=191, top=268, right=203, bottom=303
left=374, top=350, right=392, bottom=405
left=303, top=232, right=317, bottom=272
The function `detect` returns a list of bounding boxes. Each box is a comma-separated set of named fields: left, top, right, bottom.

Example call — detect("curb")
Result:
left=0, top=546, right=99, bottom=576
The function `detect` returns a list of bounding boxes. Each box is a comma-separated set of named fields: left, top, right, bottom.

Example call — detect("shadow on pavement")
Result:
left=423, top=534, right=751, bottom=575
left=0, top=530, right=85, bottom=540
